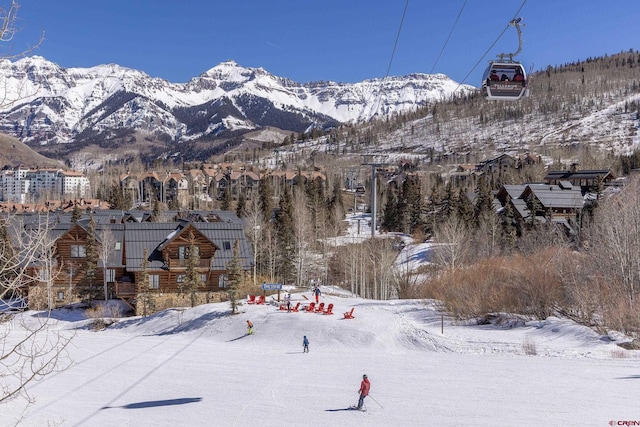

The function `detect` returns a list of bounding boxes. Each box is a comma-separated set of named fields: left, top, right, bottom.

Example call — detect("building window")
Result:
left=38, top=268, right=50, bottom=282
left=115, top=241, right=121, bottom=251
left=176, top=274, right=185, bottom=283
left=223, top=241, right=231, bottom=250
left=106, top=269, right=115, bottom=283
left=178, top=246, right=200, bottom=259
left=149, top=275, right=160, bottom=289
left=219, top=274, right=228, bottom=288
left=200, top=274, right=207, bottom=284
left=70, top=244, right=86, bottom=258
left=57, top=291, right=65, bottom=301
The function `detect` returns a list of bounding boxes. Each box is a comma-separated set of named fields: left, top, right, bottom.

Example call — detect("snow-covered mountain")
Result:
left=0, top=56, right=474, bottom=149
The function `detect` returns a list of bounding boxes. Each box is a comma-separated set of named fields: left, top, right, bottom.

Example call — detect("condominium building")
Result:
left=0, top=167, right=91, bottom=202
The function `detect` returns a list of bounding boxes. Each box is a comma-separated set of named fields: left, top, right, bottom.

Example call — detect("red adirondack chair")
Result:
left=314, top=302, right=325, bottom=313
left=343, top=307, right=355, bottom=319
left=322, top=303, right=334, bottom=315
left=247, top=295, right=256, bottom=304
left=290, top=302, right=301, bottom=312
left=305, top=302, right=316, bottom=312
left=256, top=295, right=265, bottom=305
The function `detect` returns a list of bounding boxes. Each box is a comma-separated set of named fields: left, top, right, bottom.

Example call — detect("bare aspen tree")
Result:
left=474, top=214, right=503, bottom=261
left=393, top=241, right=425, bottom=299
left=99, top=227, right=116, bottom=301
left=370, top=238, right=396, bottom=300
left=432, top=215, right=473, bottom=271
left=587, top=177, right=640, bottom=309
left=242, top=197, right=263, bottom=287
left=263, top=224, right=277, bottom=283
left=317, top=202, right=345, bottom=288
left=37, top=223, right=63, bottom=310
left=1, top=214, right=72, bottom=406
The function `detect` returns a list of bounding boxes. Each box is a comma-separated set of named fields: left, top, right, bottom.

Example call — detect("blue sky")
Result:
left=10, top=1, right=640, bottom=87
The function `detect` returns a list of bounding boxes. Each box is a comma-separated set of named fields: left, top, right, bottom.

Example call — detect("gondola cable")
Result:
left=430, top=0, right=468, bottom=75
left=369, top=0, right=410, bottom=121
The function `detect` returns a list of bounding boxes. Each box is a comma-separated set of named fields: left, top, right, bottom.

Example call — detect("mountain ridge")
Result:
left=0, top=56, right=473, bottom=166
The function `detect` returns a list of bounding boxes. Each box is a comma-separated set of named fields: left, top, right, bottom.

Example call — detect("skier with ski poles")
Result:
left=357, top=374, right=370, bottom=409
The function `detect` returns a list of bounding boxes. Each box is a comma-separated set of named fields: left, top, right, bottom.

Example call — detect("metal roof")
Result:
left=526, top=185, right=584, bottom=209
left=0, top=210, right=253, bottom=272
left=544, top=169, right=613, bottom=181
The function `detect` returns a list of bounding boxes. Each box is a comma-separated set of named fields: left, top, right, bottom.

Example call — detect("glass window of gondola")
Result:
left=484, top=63, right=525, bottom=84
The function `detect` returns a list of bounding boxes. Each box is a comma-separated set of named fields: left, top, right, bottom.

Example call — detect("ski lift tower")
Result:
left=361, top=154, right=387, bottom=238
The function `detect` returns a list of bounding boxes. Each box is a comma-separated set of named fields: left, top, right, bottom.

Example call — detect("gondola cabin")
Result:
left=481, top=62, right=528, bottom=101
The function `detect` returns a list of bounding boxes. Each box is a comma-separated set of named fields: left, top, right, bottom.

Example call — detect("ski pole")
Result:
left=368, top=394, right=383, bottom=408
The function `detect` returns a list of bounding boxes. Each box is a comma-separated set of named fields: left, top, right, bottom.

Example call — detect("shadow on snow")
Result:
left=102, top=397, right=202, bottom=410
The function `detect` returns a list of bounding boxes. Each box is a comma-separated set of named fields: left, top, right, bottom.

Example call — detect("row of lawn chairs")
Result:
left=278, top=301, right=301, bottom=312
left=301, top=302, right=334, bottom=315
left=277, top=301, right=332, bottom=314
left=247, top=295, right=265, bottom=305
left=250, top=295, right=354, bottom=319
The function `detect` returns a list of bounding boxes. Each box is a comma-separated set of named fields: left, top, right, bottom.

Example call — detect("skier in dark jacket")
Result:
left=303, top=335, right=309, bottom=353
left=357, top=374, right=370, bottom=409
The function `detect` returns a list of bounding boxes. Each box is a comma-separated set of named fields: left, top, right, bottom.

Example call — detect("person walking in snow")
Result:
left=284, top=292, right=291, bottom=312
left=313, top=286, right=321, bottom=304
left=246, top=320, right=253, bottom=335
left=357, top=374, right=370, bottom=409
left=303, top=335, right=309, bottom=353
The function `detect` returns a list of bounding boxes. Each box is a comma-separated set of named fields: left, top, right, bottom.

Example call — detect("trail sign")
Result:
left=261, top=283, right=283, bottom=291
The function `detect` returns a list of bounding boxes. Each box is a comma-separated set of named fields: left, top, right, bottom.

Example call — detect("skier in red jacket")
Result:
left=357, top=374, right=370, bottom=409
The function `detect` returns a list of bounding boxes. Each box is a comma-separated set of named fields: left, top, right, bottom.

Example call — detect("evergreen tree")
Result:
left=151, top=198, right=161, bottom=222
left=474, top=176, right=494, bottom=226
left=305, top=177, right=321, bottom=234
left=136, top=248, right=156, bottom=316
left=457, top=187, right=475, bottom=226
left=425, top=183, right=445, bottom=235
left=442, top=181, right=458, bottom=219
left=167, top=197, right=180, bottom=210
left=395, top=184, right=408, bottom=233
left=178, top=231, right=204, bottom=307
left=225, top=240, right=243, bottom=314
left=107, top=183, right=129, bottom=210
left=221, top=187, right=232, bottom=211
left=381, top=192, right=399, bottom=232
left=82, top=212, right=99, bottom=305
left=404, top=176, right=424, bottom=234
left=236, top=190, right=246, bottom=218
left=525, top=194, right=543, bottom=227
left=274, top=185, right=295, bottom=285
left=501, top=195, right=518, bottom=247
left=70, top=202, right=81, bottom=222
left=258, top=175, right=274, bottom=223
left=327, top=177, right=344, bottom=228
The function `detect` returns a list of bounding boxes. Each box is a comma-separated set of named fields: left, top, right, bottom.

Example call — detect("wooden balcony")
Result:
left=115, top=281, right=136, bottom=297
left=167, top=258, right=212, bottom=270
